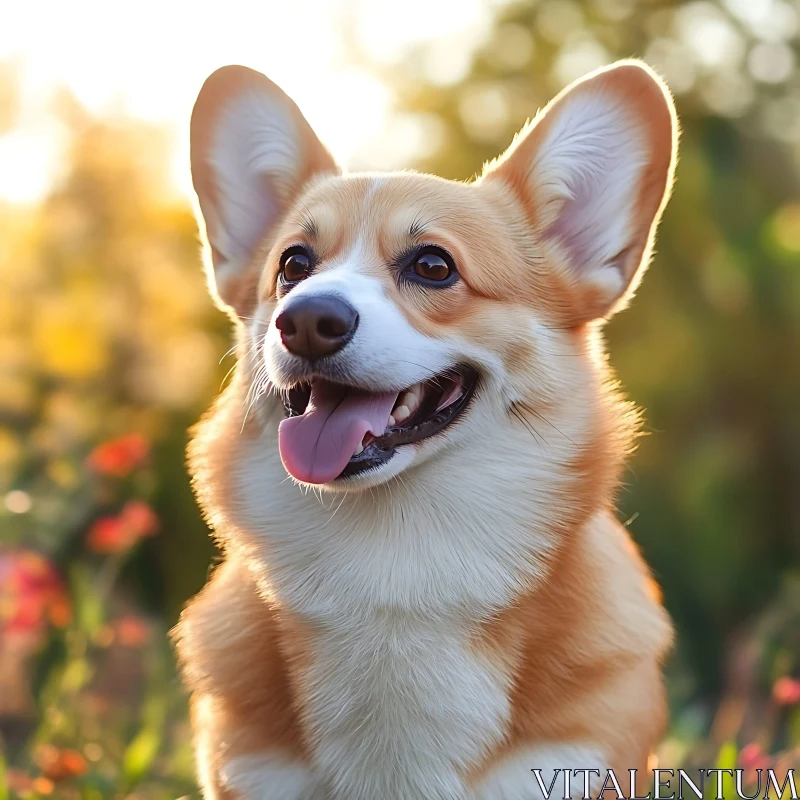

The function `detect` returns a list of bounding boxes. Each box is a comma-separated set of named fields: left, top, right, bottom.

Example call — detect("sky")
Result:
left=0, top=0, right=496, bottom=203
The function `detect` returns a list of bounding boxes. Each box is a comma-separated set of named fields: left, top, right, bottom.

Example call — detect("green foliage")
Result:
left=0, top=751, right=9, bottom=800
left=0, top=101, right=221, bottom=798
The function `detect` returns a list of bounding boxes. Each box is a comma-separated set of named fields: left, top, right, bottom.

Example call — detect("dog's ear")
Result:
left=483, top=60, right=678, bottom=324
left=190, top=65, right=338, bottom=315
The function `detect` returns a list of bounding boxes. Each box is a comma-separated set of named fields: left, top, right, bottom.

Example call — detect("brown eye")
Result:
left=411, top=248, right=455, bottom=284
left=281, top=248, right=312, bottom=283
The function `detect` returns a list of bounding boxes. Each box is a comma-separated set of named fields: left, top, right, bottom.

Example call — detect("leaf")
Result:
left=79, top=784, right=105, bottom=800
left=61, top=656, right=92, bottom=693
left=789, top=705, right=800, bottom=747
left=0, top=748, right=8, bottom=800
left=122, top=726, right=161, bottom=788
left=716, top=740, right=737, bottom=770
left=704, top=742, right=738, bottom=800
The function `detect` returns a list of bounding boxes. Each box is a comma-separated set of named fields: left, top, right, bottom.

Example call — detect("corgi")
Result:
left=173, top=59, right=678, bottom=800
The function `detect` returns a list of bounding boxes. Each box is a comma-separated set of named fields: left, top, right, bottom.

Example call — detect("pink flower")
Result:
left=6, top=769, right=35, bottom=793
left=739, top=743, right=766, bottom=771
left=773, top=676, right=800, bottom=706
left=0, top=550, right=70, bottom=635
left=86, top=433, right=149, bottom=477
left=738, top=743, right=771, bottom=787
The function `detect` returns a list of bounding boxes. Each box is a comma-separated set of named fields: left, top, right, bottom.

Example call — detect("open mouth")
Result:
left=278, top=366, right=478, bottom=484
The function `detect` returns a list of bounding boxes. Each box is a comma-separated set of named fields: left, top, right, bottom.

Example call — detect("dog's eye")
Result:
left=280, top=247, right=313, bottom=284
left=406, top=247, right=457, bottom=286
left=414, top=253, right=450, bottom=281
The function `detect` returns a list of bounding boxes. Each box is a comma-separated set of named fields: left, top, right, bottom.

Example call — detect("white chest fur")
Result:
left=233, top=425, right=560, bottom=799
left=300, top=612, right=509, bottom=800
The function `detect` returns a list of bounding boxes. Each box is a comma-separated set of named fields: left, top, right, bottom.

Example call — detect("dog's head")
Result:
left=190, top=62, right=677, bottom=493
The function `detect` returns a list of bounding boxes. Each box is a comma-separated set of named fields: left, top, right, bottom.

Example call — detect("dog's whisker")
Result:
left=219, top=362, right=238, bottom=391
left=219, top=342, right=242, bottom=364
left=509, top=404, right=546, bottom=446
left=515, top=401, right=575, bottom=445
left=240, top=364, right=271, bottom=432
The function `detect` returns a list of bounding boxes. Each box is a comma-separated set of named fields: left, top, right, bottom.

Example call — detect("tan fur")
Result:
left=174, top=560, right=308, bottom=776
left=470, top=516, right=671, bottom=780
left=174, top=60, right=678, bottom=799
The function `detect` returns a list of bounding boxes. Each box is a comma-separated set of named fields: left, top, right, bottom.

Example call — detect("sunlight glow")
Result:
left=1, top=0, right=492, bottom=203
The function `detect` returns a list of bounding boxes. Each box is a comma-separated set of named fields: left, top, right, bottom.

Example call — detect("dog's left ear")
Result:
left=483, top=60, right=678, bottom=324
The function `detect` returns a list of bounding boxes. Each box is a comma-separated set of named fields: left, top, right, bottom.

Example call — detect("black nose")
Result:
left=275, top=295, right=359, bottom=360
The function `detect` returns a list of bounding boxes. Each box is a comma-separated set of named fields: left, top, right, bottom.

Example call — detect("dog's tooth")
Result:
left=354, top=433, right=372, bottom=456
left=393, top=404, right=410, bottom=423
left=402, top=391, right=419, bottom=414
left=388, top=414, right=396, bottom=427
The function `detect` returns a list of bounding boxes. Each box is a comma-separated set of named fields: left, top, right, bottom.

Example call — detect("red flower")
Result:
left=0, top=550, right=70, bottom=635
left=86, top=433, right=149, bottom=477
left=113, top=615, right=149, bottom=647
left=86, top=516, right=126, bottom=553
left=120, top=499, right=159, bottom=536
left=35, top=744, right=88, bottom=781
left=773, top=676, right=800, bottom=706
left=86, top=500, right=159, bottom=553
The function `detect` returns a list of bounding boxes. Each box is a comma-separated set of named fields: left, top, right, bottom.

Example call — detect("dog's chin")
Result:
left=274, top=364, right=480, bottom=492
left=299, top=444, right=417, bottom=493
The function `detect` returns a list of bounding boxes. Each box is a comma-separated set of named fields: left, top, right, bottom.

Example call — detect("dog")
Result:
left=173, top=58, right=678, bottom=800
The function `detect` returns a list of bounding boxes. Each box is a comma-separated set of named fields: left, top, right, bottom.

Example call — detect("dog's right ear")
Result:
left=190, top=65, right=338, bottom=315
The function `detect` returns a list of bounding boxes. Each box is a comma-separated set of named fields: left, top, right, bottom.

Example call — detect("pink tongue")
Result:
left=279, top=380, right=397, bottom=484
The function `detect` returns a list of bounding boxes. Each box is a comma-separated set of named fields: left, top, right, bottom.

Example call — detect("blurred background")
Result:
left=1, top=0, right=799, bottom=796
